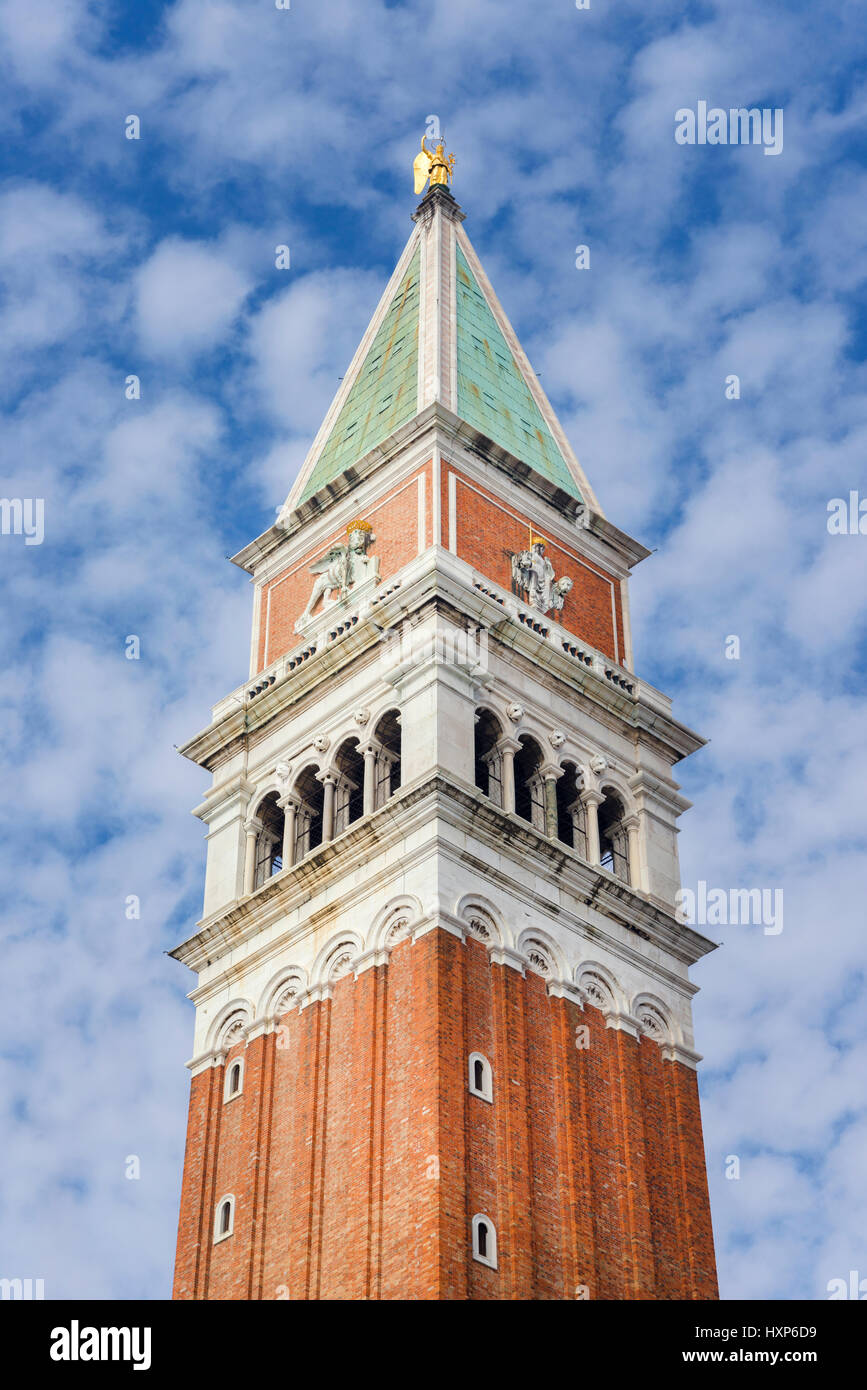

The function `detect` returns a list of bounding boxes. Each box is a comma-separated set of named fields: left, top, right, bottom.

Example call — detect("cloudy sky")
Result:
left=0, top=0, right=864, bottom=1301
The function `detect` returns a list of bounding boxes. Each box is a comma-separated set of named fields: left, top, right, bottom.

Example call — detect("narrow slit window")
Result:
left=224, top=1058, right=244, bottom=1102
left=472, top=1213, right=497, bottom=1269
left=468, top=1052, right=493, bottom=1103
left=214, top=1196, right=235, bottom=1243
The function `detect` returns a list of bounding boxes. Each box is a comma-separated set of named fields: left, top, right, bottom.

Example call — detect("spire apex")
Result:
left=411, top=182, right=465, bottom=225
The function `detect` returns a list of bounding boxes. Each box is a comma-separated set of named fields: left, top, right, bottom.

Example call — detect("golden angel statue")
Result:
left=413, top=135, right=456, bottom=195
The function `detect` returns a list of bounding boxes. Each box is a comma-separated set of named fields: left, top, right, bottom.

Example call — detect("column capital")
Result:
left=276, top=793, right=302, bottom=813
left=579, top=788, right=605, bottom=808
left=243, top=816, right=263, bottom=837
left=496, top=736, right=522, bottom=757
left=540, top=761, right=565, bottom=783
left=316, top=770, right=340, bottom=788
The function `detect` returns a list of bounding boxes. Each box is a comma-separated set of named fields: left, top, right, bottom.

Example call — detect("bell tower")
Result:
left=171, top=176, right=719, bottom=1301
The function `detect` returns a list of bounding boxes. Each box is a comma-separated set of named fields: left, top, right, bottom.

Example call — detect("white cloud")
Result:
left=134, top=239, right=252, bottom=357
left=0, top=184, right=127, bottom=374
left=0, top=0, right=96, bottom=83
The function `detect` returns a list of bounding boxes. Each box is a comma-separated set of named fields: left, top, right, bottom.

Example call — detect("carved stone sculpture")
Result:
left=550, top=575, right=573, bottom=612
left=510, top=538, right=573, bottom=616
left=295, top=520, right=380, bottom=632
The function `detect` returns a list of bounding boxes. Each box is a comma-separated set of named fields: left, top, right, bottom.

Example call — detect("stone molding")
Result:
left=184, top=918, right=697, bottom=1077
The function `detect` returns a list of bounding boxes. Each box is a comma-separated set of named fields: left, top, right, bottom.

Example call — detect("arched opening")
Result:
left=227, top=1062, right=241, bottom=1097
left=555, top=761, right=586, bottom=856
left=333, top=737, right=364, bottom=835
left=472, top=1213, right=497, bottom=1269
left=468, top=1051, right=493, bottom=1102
left=373, top=709, right=401, bottom=807
left=253, top=792, right=285, bottom=889
left=598, top=787, right=630, bottom=883
left=474, top=708, right=503, bottom=805
left=214, top=1196, right=234, bottom=1242
left=514, top=735, right=545, bottom=830
left=292, top=765, right=324, bottom=861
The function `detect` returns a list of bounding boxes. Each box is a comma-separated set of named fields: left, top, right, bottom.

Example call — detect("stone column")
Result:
left=541, top=764, right=564, bottom=840
left=497, top=738, right=521, bottom=815
left=278, top=796, right=300, bottom=870
left=579, top=790, right=604, bottom=866
left=359, top=741, right=380, bottom=817
left=624, top=814, right=642, bottom=891
left=243, top=817, right=262, bottom=895
left=319, top=773, right=338, bottom=844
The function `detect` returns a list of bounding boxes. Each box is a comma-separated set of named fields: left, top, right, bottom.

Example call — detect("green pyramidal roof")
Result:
left=455, top=245, right=580, bottom=500
left=299, top=249, right=420, bottom=503
left=292, top=217, right=589, bottom=512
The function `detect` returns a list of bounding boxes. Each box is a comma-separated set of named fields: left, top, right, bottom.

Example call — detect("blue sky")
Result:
left=0, top=0, right=865, bottom=1300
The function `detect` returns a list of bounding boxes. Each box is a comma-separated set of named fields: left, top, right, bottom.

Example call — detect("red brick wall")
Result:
left=172, top=1063, right=218, bottom=1300
left=443, top=467, right=625, bottom=662
left=173, top=931, right=718, bottom=1300
left=256, top=463, right=433, bottom=672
